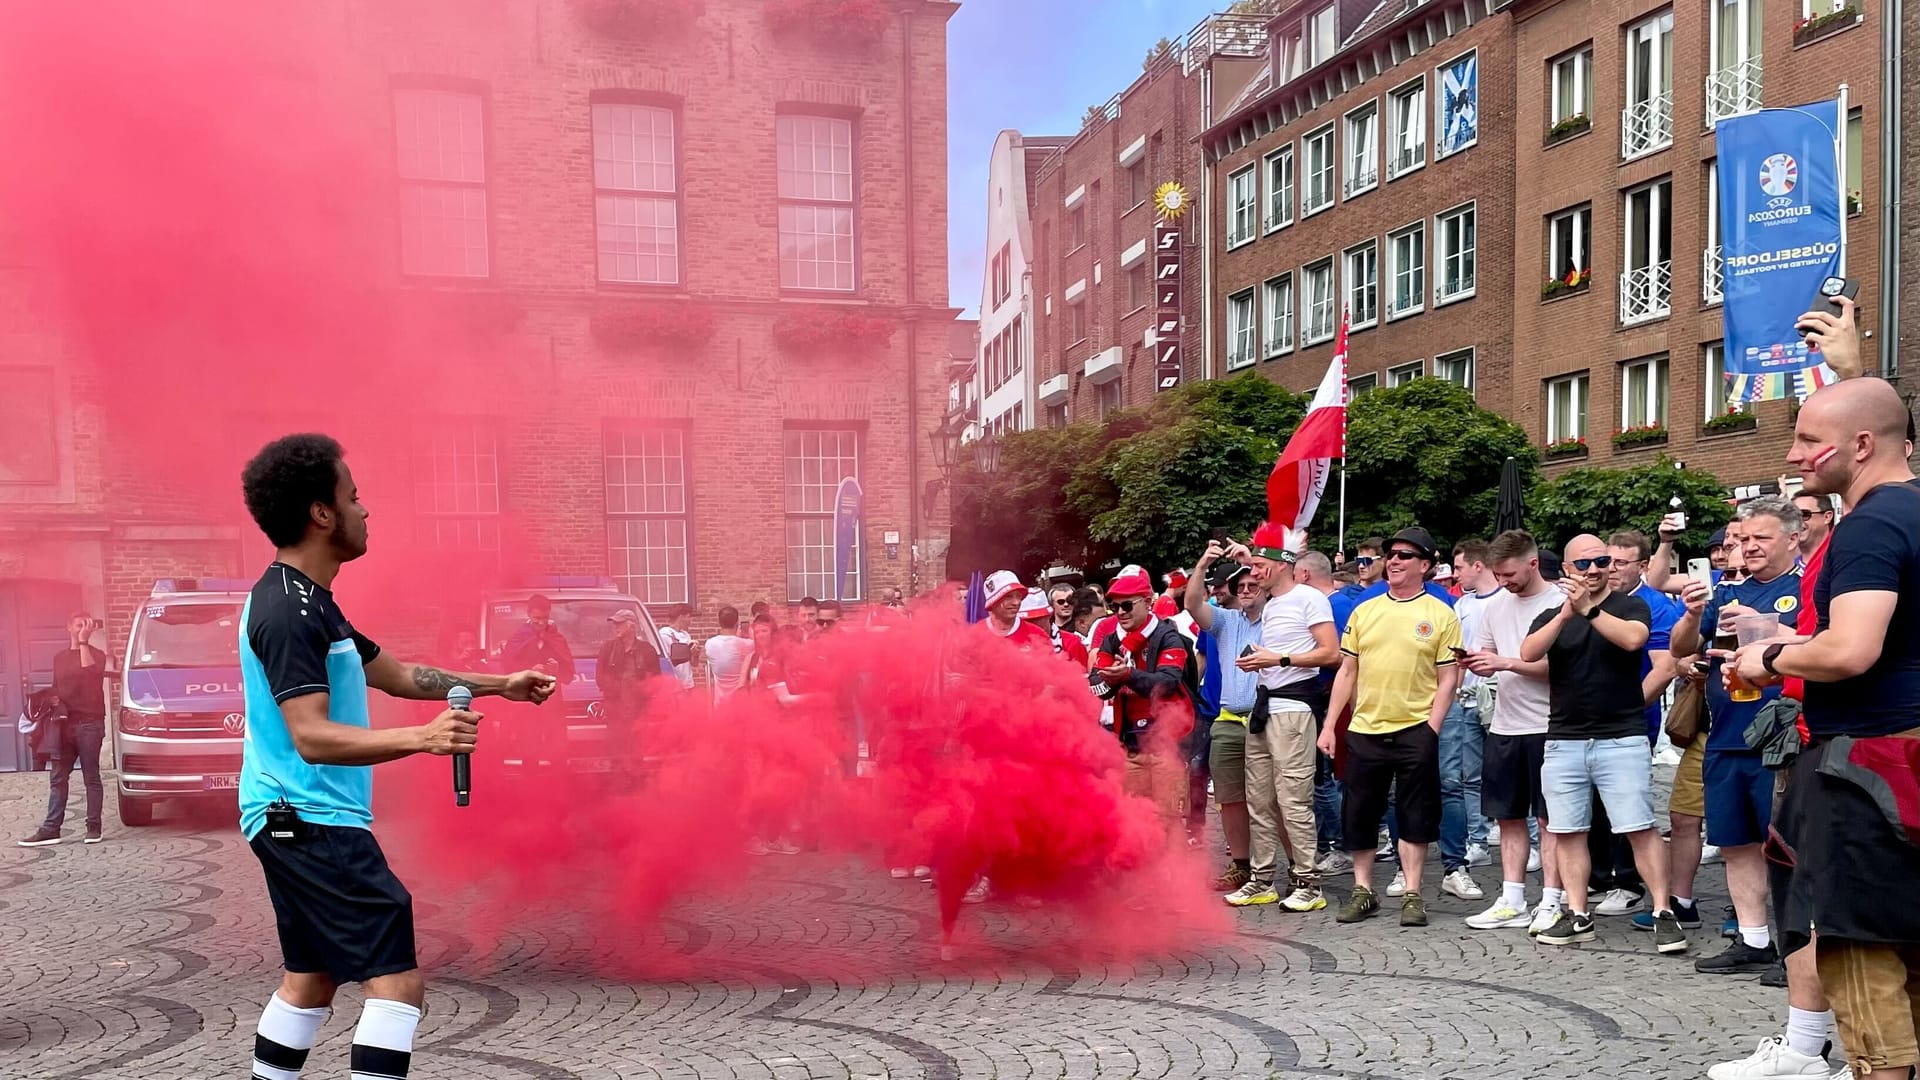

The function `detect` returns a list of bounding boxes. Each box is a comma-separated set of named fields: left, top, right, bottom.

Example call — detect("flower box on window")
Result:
left=591, top=300, right=719, bottom=350
left=1541, top=267, right=1592, bottom=301
left=773, top=307, right=895, bottom=354
left=1611, top=423, right=1669, bottom=450
left=572, top=0, right=706, bottom=36
left=1544, top=437, right=1588, bottom=460
left=1793, top=5, right=1861, bottom=46
left=1702, top=409, right=1757, bottom=435
left=1546, top=113, right=1592, bottom=143
left=1848, top=191, right=1863, bottom=216
left=765, top=0, right=889, bottom=49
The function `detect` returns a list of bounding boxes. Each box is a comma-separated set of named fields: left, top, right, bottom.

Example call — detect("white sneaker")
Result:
left=1441, top=868, right=1484, bottom=900
left=768, top=838, right=802, bottom=856
left=1376, top=840, right=1395, bottom=859
left=1527, top=902, right=1562, bottom=936
left=1466, top=899, right=1532, bottom=930
left=1827, top=1066, right=1850, bottom=1080
left=1706, top=1035, right=1831, bottom=1080
left=1314, top=850, right=1353, bottom=875
left=962, top=877, right=991, bottom=904
left=1385, top=869, right=1408, bottom=897
left=890, top=867, right=911, bottom=879
left=1701, top=844, right=1723, bottom=865
left=1465, top=843, right=1492, bottom=867
left=746, top=838, right=774, bottom=856
left=1594, top=888, right=1646, bottom=916
left=1526, top=847, right=1543, bottom=873
left=913, top=865, right=933, bottom=879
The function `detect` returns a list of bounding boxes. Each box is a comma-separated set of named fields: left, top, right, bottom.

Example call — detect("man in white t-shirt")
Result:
left=1460, top=529, right=1567, bottom=934
left=659, top=607, right=696, bottom=689
left=1439, top=539, right=1499, bottom=902
left=1219, top=522, right=1340, bottom=913
left=704, top=605, right=754, bottom=701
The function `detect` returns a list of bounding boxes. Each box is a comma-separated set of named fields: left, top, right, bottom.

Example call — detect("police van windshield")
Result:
left=132, top=603, right=243, bottom=668
left=485, top=599, right=638, bottom=658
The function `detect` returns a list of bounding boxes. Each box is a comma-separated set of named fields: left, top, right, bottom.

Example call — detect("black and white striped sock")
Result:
left=251, top=993, right=330, bottom=1080
left=348, top=998, right=421, bottom=1080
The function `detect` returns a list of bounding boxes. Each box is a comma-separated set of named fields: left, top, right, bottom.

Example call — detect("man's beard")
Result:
left=328, top=514, right=365, bottom=561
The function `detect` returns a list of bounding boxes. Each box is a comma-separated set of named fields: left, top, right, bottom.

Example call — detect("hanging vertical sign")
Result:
left=1436, top=50, right=1479, bottom=159
left=832, top=476, right=862, bottom=602
left=1152, top=181, right=1189, bottom=391
left=1716, top=98, right=1844, bottom=401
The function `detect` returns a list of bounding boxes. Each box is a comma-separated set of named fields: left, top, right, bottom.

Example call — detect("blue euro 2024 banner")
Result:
left=832, top=476, right=862, bottom=602
left=1715, top=99, right=1844, bottom=402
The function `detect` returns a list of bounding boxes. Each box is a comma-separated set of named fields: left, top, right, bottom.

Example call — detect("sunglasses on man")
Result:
left=815, top=617, right=840, bottom=628
left=1569, top=555, right=1614, bottom=571
left=1353, top=556, right=1378, bottom=568
left=1384, top=549, right=1424, bottom=562
left=1106, top=599, right=1145, bottom=615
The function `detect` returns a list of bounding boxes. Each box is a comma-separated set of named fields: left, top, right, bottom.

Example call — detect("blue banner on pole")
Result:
left=832, top=476, right=862, bottom=601
left=1716, top=99, right=1844, bottom=402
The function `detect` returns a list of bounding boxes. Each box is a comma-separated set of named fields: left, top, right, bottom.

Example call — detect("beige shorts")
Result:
left=1669, top=737, right=1706, bottom=818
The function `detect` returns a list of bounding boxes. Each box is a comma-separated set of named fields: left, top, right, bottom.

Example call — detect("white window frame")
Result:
left=1345, top=241, right=1379, bottom=331
left=415, top=430, right=502, bottom=555
left=1546, top=373, right=1590, bottom=442
left=605, top=426, right=691, bottom=605
left=1386, top=222, right=1425, bottom=319
left=1344, top=100, right=1380, bottom=199
left=1549, top=47, right=1593, bottom=128
left=1387, top=360, right=1425, bottom=387
left=1264, top=144, right=1295, bottom=232
left=1096, top=378, right=1123, bottom=419
left=393, top=88, right=490, bottom=279
left=1703, top=341, right=1748, bottom=419
left=1548, top=205, right=1590, bottom=283
left=1264, top=274, right=1294, bottom=358
left=1349, top=372, right=1379, bottom=397
left=1621, top=178, right=1673, bottom=325
left=1710, top=0, right=1761, bottom=80
left=1434, top=49, right=1481, bottom=160
left=1704, top=159, right=1723, bottom=305
left=593, top=101, right=682, bottom=286
left=776, top=115, right=857, bottom=293
left=1387, top=78, right=1427, bottom=180
left=1623, top=10, right=1675, bottom=160
left=1620, top=355, right=1670, bottom=430
left=1227, top=288, right=1258, bottom=370
left=1802, top=0, right=1851, bottom=14
left=1303, top=124, right=1336, bottom=216
left=1303, top=259, right=1336, bottom=345
left=1435, top=347, right=1475, bottom=390
left=1125, top=158, right=1149, bottom=211
left=1435, top=201, right=1476, bottom=305
left=1227, top=165, right=1258, bottom=248
left=783, top=429, right=862, bottom=602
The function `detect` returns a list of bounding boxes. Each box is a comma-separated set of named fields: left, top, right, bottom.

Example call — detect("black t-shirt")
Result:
left=51, top=646, right=107, bottom=718
left=1805, top=480, right=1920, bottom=738
left=1530, top=590, right=1654, bottom=740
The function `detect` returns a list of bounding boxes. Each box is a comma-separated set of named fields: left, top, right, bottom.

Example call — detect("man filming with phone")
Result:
left=236, top=434, right=557, bottom=1080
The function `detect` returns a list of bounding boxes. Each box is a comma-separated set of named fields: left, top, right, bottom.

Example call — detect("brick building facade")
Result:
left=1509, top=0, right=1881, bottom=482
left=0, top=0, right=957, bottom=763
left=1202, top=0, right=1519, bottom=417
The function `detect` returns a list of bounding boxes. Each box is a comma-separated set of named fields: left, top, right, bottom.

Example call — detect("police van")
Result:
left=476, top=577, right=668, bottom=773
left=114, top=578, right=254, bottom=826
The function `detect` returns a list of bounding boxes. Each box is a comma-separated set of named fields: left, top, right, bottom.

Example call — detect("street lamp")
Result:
left=929, top=421, right=960, bottom=477
left=976, top=433, right=1000, bottom=474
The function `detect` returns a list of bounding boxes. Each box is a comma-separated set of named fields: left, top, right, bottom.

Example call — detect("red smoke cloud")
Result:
left=0, top=1, right=1231, bottom=976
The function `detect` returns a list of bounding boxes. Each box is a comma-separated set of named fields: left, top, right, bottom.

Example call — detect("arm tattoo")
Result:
left=410, top=665, right=475, bottom=696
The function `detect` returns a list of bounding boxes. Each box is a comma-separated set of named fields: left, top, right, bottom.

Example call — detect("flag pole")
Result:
left=1337, top=305, right=1350, bottom=555
left=1337, top=462, right=1347, bottom=556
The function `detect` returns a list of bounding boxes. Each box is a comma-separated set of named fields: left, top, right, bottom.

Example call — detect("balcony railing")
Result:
left=1705, top=58, right=1763, bottom=125
left=1620, top=261, right=1673, bottom=325
left=1703, top=246, right=1724, bottom=306
left=1621, top=91, right=1673, bottom=160
left=1342, top=166, right=1379, bottom=197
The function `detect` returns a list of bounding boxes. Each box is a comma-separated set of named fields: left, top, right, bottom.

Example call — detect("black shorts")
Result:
left=249, top=823, right=417, bottom=984
left=1481, top=732, right=1550, bottom=822
left=1342, top=724, right=1441, bottom=850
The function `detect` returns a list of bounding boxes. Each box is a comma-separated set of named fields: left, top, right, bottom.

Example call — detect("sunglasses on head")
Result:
left=1107, top=599, right=1145, bottom=615
left=1384, top=550, right=1424, bottom=562
left=1570, top=555, right=1614, bottom=571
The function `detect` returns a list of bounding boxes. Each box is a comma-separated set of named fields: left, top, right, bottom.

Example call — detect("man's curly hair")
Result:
left=241, top=434, right=345, bottom=548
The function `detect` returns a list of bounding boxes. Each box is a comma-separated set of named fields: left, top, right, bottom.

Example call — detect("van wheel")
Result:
left=118, top=795, right=155, bottom=827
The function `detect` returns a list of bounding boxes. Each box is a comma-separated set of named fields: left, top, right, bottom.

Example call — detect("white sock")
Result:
left=1541, top=887, right=1565, bottom=909
left=1673, top=896, right=1694, bottom=908
left=253, top=993, right=330, bottom=1080
left=1784, top=1006, right=1833, bottom=1059
left=1502, top=881, right=1526, bottom=909
left=1740, top=925, right=1772, bottom=950
left=350, top=998, right=421, bottom=1080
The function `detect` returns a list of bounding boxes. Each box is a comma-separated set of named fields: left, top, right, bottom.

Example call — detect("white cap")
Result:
left=983, top=570, right=1024, bottom=608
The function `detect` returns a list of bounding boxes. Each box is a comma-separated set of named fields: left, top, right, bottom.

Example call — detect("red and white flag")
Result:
left=1265, top=308, right=1348, bottom=531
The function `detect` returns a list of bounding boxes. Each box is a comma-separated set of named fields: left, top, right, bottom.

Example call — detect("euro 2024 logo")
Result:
left=1759, top=153, right=1798, bottom=210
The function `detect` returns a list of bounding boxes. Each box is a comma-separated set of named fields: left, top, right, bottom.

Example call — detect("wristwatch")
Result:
left=1279, top=655, right=1293, bottom=668
left=1761, top=642, right=1787, bottom=675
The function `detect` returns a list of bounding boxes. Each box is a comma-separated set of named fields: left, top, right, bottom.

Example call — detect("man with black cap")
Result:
left=1320, top=526, right=1462, bottom=926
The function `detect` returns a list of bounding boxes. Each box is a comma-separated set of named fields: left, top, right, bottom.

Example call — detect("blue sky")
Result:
left=946, top=0, right=1224, bottom=317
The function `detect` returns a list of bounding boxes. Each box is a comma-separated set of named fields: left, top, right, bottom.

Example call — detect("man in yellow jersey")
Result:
left=1321, top=526, right=1462, bottom=927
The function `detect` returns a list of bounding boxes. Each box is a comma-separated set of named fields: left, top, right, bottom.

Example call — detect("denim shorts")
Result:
left=1540, top=736, right=1654, bottom=834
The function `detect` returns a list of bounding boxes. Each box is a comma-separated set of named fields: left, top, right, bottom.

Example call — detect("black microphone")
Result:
left=448, top=684, right=473, bottom=807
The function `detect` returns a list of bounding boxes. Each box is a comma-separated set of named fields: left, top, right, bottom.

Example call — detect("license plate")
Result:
left=203, top=774, right=240, bottom=790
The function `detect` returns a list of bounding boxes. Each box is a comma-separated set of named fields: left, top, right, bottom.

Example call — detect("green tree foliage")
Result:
left=1339, top=380, right=1539, bottom=552
left=1142, top=36, right=1176, bottom=71
left=1527, top=454, right=1730, bottom=555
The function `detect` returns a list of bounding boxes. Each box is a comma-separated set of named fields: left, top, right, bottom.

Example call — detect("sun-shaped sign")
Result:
left=1153, top=181, right=1190, bottom=220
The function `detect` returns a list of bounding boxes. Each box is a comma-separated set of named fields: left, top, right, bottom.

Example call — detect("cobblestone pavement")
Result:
left=1, top=769, right=1785, bottom=1080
